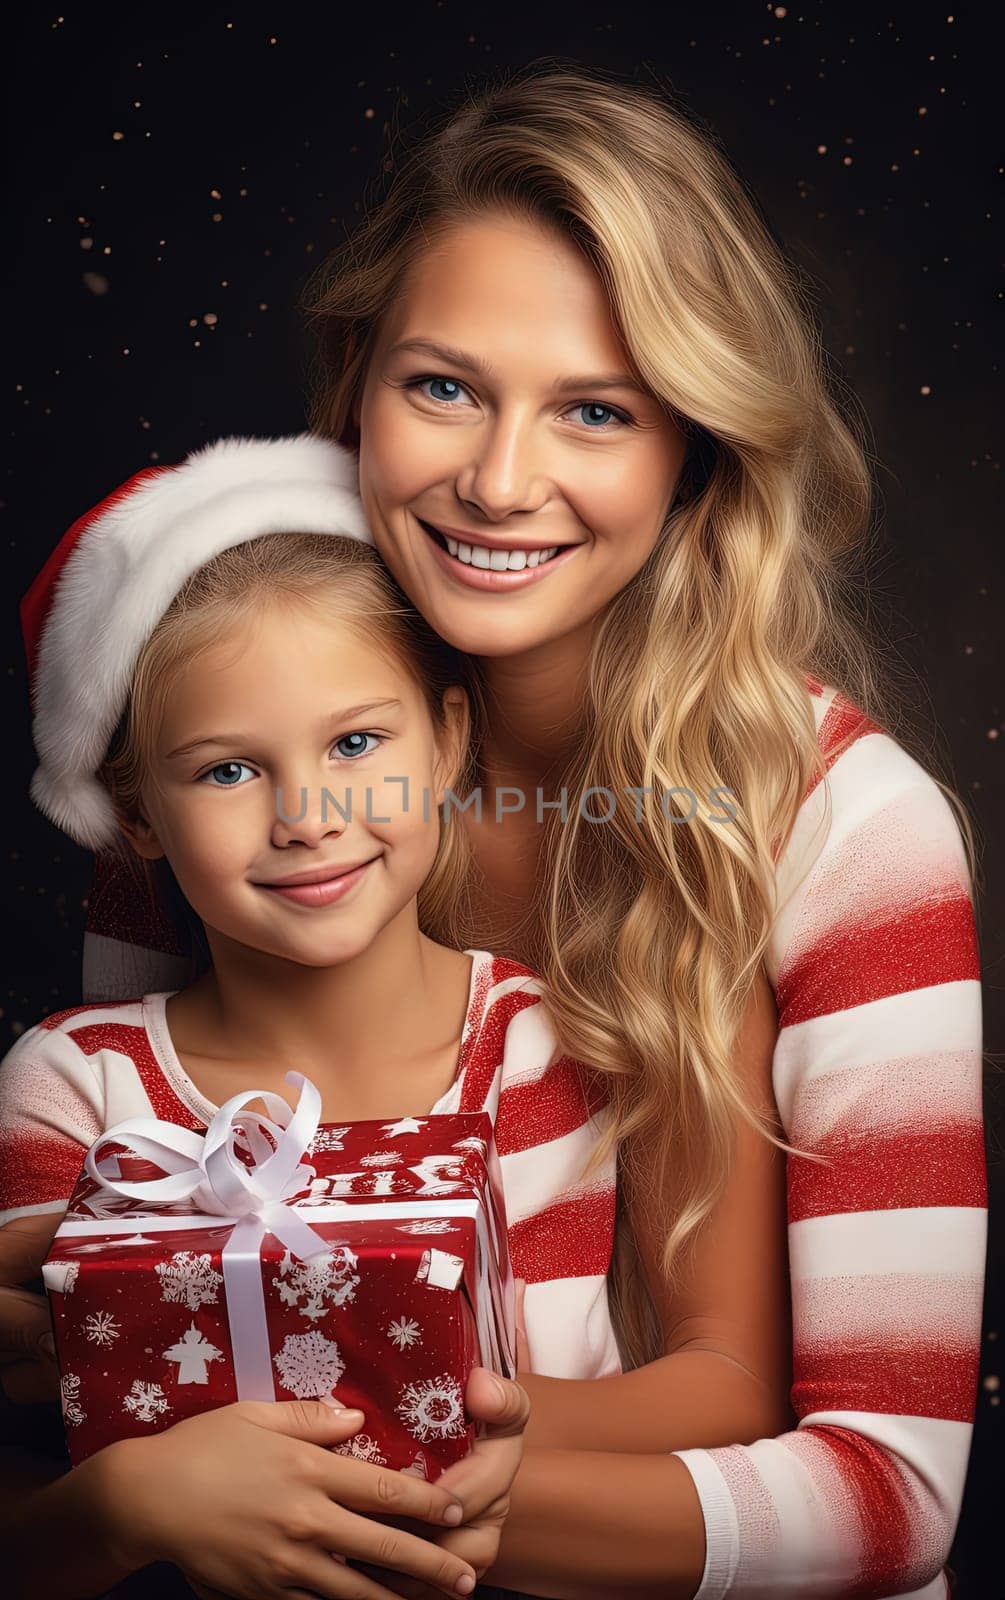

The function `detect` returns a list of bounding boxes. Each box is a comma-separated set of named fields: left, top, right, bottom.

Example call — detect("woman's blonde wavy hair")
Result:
left=97, top=532, right=480, bottom=971
left=298, top=59, right=981, bottom=1369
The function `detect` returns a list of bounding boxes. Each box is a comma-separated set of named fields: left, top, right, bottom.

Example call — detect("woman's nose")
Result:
left=456, top=417, right=548, bottom=524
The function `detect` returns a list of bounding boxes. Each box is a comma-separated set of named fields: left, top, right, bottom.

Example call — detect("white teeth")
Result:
left=438, top=529, right=563, bottom=572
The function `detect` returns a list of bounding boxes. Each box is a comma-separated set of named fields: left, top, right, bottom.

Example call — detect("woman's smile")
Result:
left=416, top=515, right=583, bottom=591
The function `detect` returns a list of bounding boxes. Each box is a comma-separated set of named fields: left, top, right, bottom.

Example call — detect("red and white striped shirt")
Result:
left=0, top=951, right=622, bottom=1385
left=5, top=677, right=986, bottom=1598
left=671, top=679, right=985, bottom=1600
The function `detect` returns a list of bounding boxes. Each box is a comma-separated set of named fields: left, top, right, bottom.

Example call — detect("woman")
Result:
left=31, top=61, right=988, bottom=1599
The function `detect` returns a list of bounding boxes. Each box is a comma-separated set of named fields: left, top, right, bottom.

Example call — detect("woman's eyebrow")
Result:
left=386, top=336, right=489, bottom=373
left=386, top=336, right=648, bottom=396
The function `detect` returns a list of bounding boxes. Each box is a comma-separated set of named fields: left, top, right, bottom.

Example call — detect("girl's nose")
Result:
left=270, top=781, right=349, bottom=849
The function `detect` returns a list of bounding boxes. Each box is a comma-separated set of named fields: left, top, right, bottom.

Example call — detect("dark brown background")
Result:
left=2, top=1, right=1000, bottom=1591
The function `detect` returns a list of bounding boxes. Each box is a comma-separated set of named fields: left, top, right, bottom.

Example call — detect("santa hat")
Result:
left=21, top=433, right=373, bottom=851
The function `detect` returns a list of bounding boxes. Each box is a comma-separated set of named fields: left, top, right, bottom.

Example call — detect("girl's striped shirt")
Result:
left=0, top=950, right=622, bottom=1385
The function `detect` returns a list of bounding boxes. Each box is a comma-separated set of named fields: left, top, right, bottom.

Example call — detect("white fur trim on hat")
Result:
left=29, top=434, right=374, bottom=851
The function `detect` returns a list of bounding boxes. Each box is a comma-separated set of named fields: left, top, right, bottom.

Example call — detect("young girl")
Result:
left=2, top=429, right=786, bottom=1600
left=1, top=431, right=670, bottom=1598
left=68, top=61, right=986, bottom=1600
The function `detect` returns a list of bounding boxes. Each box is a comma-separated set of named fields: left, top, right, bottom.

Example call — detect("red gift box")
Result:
left=42, top=1074, right=515, bottom=1480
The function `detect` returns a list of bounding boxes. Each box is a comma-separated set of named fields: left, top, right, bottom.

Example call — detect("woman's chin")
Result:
left=424, top=611, right=557, bottom=659
left=407, top=580, right=572, bottom=657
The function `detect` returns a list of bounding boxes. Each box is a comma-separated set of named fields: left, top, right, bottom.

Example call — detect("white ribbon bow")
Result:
left=83, top=1069, right=331, bottom=1264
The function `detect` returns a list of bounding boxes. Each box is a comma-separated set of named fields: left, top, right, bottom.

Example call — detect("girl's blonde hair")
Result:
left=305, top=59, right=981, bottom=1369
left=98, top=532, right=479, bottom=980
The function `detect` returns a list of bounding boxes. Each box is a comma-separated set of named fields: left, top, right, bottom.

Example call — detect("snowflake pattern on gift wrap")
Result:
left=397, top=1219, right=457, bottom=1236
left=122, top=1379, right=170, bottom=1424
left=387, top=1315, right=423, bottom=1350
left=163, top=1322, right=223, bottom=1384
left=273, top=1330, right=346, bottom=1398
left=83, top=1310, right=121, bottom=1347
left=309, top=1126, right=351, bottom=1154
left=334, top=1433, right=387, bottom=1465
left=272, top=1245, right=361, bottom=1321
left=395, top=1375, right=466, bottom=1442
left=60, top=1372, right=85, bottom=1427
left=359, top=1152, right=400, bottom=1168
left=155, top=1251, right=223, bottom=1311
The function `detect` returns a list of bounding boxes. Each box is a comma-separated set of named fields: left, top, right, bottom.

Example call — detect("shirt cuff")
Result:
left=672, top=1447, right=740, bottom=1600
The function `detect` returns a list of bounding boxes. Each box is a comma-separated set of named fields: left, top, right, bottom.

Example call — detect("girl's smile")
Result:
left=253, top=853, right=381, bottom=907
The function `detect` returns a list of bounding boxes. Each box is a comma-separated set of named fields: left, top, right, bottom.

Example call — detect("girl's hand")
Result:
left=0, top=1215, right=61, bottom=1405
left=372, top=1492, right=512, bottom=1600
left=100, top=1397, right=479, bottom=1600
left=363, top=1364, right=532, bottom=1599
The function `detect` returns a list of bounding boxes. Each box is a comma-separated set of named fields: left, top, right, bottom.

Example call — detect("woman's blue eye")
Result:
left=576, top=402, right=624, bottom=428
left=410, top=375, right=628, bottom=429
left=200, top=761, right=255, bottom=787
left=415, top=377, right=469, bottom=405
left=334, top=732, right=382, bottom=759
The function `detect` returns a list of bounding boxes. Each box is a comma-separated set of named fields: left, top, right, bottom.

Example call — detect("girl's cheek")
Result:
left=363, top=758, right=445, bottom=861
left=365, top=743, right=437, bottom=815
left=168, top=805, right=252, bottom=879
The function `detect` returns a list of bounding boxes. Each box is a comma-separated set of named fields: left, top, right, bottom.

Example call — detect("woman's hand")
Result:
left=0, top=1215, right=61, bottom=1405
left=97, top=1397, right=479, bottom=1600
left=364, top=1361, right=532, bottom=1599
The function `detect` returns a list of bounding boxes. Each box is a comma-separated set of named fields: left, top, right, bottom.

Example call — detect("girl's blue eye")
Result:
left=200, top=761, right=255, bottom=787
left=196, top=736, right=382, bottom=781
left=334, top=732, right=382, bottom=759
